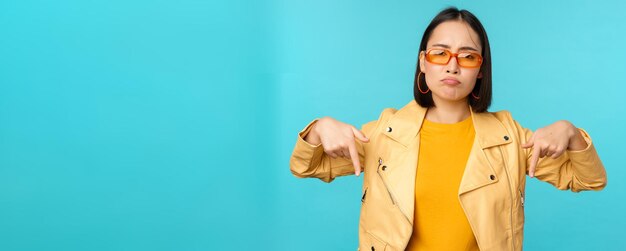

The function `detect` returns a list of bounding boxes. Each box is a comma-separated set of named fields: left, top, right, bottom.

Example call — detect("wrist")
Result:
left=567, top=126, right=588, bottom=151
left=304, top=120, right=322, bottom=145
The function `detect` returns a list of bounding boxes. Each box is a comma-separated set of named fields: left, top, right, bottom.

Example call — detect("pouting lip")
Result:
left=441, top=77, right=460, bottom=84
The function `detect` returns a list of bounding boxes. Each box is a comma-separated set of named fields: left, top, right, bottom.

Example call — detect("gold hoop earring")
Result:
left=417, top=72, right=429, bottom=94
left=471, top=91, right=480, bottom=99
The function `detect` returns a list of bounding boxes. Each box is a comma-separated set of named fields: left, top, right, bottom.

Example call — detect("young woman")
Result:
left=289, top=7, right=607, bottom=251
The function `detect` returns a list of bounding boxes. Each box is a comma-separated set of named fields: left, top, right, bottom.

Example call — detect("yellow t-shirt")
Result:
left=405, top=115, right=479, bottom=251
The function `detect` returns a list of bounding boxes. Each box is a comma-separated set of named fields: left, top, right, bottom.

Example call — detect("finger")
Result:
left=341, top=148, right=351, bottom=159
left=529, top=145, right=541, bottom=178
left=326, top=149, right=338, bottom=158
left=548, top=146, right=562, bottom=159
left=551, top=146, right=565, bottom=158
left=347, top=142, right=361, bottom=176
left=540, top=148, right=549, bottom=158
left=537, top=142, right=550, bottom=158
left=352, top=127, right=370, bottom=142
left=335, top=149, right=345, bottom=158
left=546, top=145, right=557, bottom=157
left=321, top=138, right=338, bottom=158
left=546, top=149, right=556, bottom=158
left=522, top=133, right=535, bottom=148
left=544, top=151, right=553, bottom=158
left=544, top=145, right=557, bottom=158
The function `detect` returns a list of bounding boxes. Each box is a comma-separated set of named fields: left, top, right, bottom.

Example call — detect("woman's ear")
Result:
left=477, top=71, right=483, bottom=79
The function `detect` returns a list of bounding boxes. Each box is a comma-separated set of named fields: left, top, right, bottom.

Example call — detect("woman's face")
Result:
left=419, top=20, right=483, bottom=104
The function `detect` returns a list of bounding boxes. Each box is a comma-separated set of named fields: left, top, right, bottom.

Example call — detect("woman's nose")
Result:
left=445, top=56, right=460, bottom=74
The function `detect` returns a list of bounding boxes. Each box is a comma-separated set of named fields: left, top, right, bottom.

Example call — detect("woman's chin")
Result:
left=434, top=90, right=468, bottom=103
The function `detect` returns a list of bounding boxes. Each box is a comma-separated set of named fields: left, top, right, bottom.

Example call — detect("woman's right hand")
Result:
left=304, top=117, right=370, bottom=176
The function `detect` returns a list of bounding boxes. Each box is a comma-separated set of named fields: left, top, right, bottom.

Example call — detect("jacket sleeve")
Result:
left=289, top=116, right=380, bottom=183
left=513, top=119, right=607, bottom=192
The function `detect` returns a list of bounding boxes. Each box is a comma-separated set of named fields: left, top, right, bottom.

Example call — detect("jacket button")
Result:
left=490, top=174, right=496, bottom=180
left=371, top=247, right=375, bottom=251
left=386, top=127, right=392, bottom=132
left=503, top=135, right=509, bottom=141
left=382, top=165, right=387, bottom=171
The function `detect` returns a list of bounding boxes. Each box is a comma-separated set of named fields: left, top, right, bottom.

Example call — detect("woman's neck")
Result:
left=425, top=98, right=471, bottom=124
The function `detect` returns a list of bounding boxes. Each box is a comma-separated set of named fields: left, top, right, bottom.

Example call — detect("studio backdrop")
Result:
left=0, top=0, right=624, bottom=250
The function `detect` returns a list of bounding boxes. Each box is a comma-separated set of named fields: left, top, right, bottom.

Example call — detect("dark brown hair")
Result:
left=414, top=7, right=492, bottom=112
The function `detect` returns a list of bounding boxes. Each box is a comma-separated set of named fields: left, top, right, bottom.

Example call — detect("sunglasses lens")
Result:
left=457, top=52, right=482, bottom=68
left=426, top=49, right=483, bottom=68
left=426, top=49, right=450, bottom=64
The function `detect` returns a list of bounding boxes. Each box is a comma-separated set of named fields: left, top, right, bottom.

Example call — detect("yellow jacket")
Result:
left=289, top=100, right=607, bottom=251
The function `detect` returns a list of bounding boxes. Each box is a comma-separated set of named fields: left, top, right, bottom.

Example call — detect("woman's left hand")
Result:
left=521, top=120, right=588, bottom=178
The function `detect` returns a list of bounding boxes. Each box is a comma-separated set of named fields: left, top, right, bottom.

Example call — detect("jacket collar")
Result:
left=377, top=100, right=513, bottom=226
left=382, top=100, right=511, bottom=149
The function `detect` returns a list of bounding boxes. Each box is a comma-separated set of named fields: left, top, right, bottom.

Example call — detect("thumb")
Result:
left=352, top=127, right=369, bottom=142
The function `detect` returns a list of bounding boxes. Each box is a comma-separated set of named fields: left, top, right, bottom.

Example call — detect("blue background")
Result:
left=1, top=0, right=624, bottom=250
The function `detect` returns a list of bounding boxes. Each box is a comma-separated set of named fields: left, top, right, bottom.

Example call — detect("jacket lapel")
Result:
left=458, top=111, right=513, bottom=195
left=378, top=100, right=513, bottom=225
left=378, top=101, right=425, bottom=224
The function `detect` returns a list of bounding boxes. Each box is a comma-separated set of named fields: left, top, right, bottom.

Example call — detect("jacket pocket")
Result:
left=361, top=187, right=368, bottom=203
left=366, top=231, right=388, bottom=251
left=376, top=157, right=397, bottom=205
left=514, top=188, right=526, bottom=248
